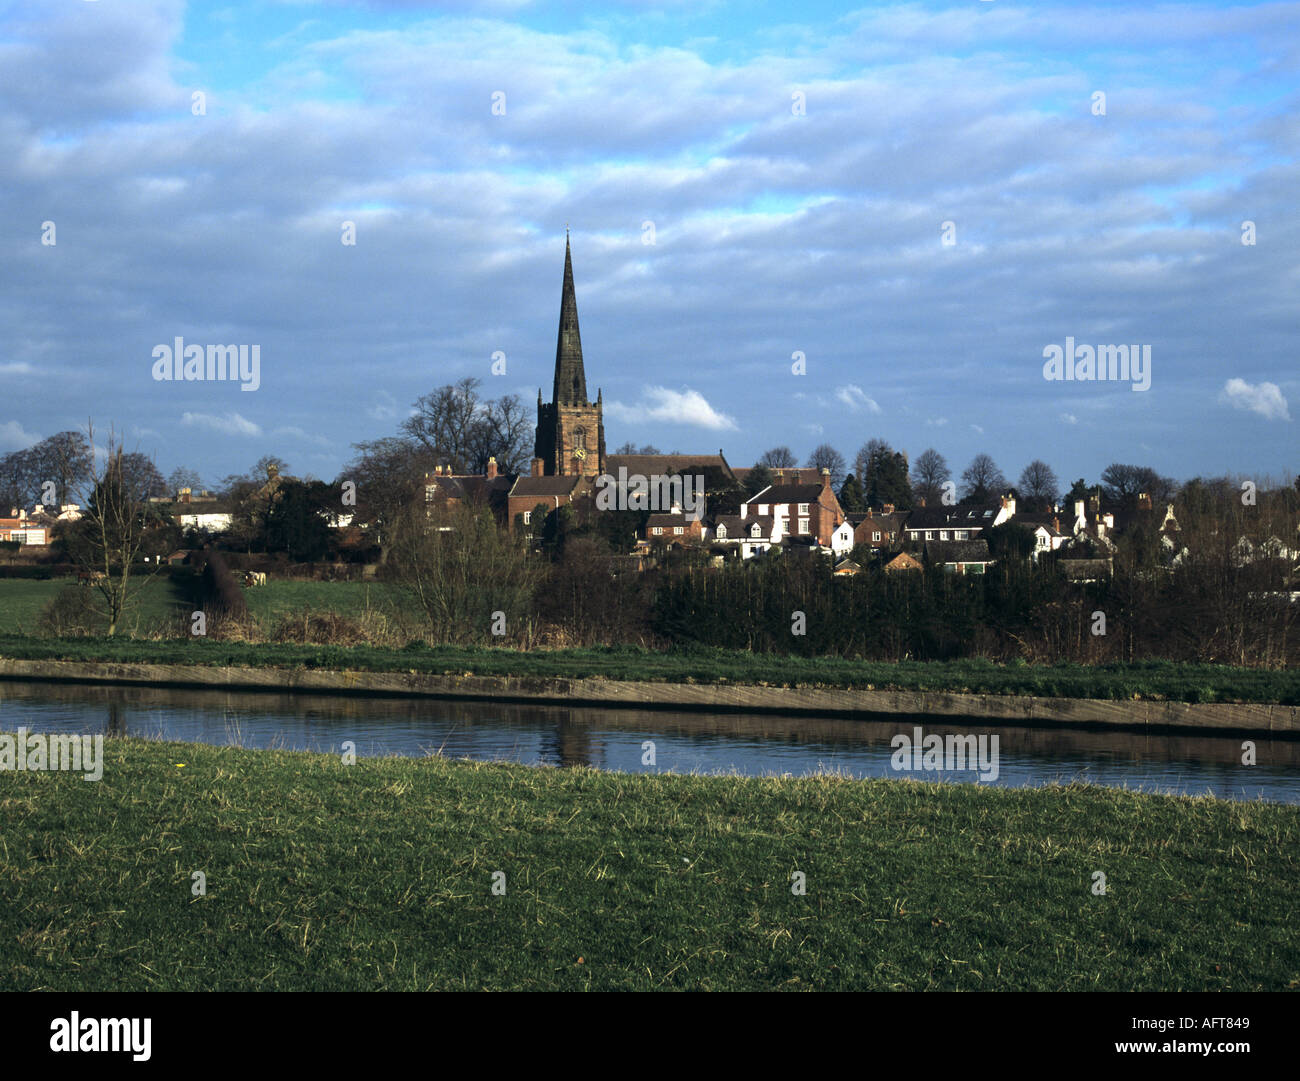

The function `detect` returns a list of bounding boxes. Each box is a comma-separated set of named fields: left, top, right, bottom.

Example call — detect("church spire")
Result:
left=552, top=231, right=587, bottom=405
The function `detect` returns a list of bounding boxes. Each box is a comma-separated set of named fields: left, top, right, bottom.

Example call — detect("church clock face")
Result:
left=574, top=446, right=587, bottom=461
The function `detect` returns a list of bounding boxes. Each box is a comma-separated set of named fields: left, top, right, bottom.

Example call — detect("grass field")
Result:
left=1, top=737, right=1296, bottom=991
left=0, top=577, right=391, bottom=638
left=1, top=632, right=1296, bottom=703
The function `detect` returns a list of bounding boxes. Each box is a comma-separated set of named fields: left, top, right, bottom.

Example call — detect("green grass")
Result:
left=0, top=634, right=1295, bottom=704
left=1, top=738, right=1296, bottom=990
left=0, top=577, right=389, bottom=638
left=0, top=576, right=191, bottom=636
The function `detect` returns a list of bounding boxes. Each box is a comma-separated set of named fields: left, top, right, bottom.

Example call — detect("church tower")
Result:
left=535, top=232, right=605, bottom=477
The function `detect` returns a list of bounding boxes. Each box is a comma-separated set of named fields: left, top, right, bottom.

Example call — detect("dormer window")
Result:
left=716, top=524, right=727, bottom=538
left=751, top=524, right=761, bottom=537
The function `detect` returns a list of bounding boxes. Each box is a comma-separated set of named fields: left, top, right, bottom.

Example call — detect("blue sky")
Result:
left=1, top=0, right=1296, bottom=491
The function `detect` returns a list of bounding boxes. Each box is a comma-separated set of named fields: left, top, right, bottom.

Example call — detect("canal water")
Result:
left=2, top=680, right=1297, bottom=804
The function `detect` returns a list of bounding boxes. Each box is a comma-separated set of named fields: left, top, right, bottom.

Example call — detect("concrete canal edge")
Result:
left=1, top=657, right=1297, bottom=736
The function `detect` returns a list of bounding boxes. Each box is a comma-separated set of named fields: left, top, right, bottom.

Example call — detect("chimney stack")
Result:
left=531, top=457, right=544, bottom=478
left=487, top=456, right=498, bottom=480
left=792, top=469, right=801, bottom=485
left=820, top=467, right=830, bottom=491
left=883, top=503, right=895, bottom=515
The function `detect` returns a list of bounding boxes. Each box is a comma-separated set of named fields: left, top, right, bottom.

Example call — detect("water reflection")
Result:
left=1, top=679, right=1297, bottom=804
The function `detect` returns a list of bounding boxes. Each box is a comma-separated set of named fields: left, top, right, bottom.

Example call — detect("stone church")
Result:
left=533, top=231, right=605, bottom=478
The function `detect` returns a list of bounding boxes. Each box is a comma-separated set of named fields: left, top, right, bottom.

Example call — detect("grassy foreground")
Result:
left=1, top=633, right=1296, bottom=703
left=2, top=738, right=1297, bottom=991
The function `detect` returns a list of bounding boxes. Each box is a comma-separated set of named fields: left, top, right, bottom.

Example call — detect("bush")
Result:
left=37, top=585, right=105, bottom=637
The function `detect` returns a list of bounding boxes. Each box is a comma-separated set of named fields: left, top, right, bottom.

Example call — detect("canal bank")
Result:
left=1, top=657, right=1296, bottom=735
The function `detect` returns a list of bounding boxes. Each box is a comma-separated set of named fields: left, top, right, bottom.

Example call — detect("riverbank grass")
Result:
left=2, top=738, right=1296, bottom=991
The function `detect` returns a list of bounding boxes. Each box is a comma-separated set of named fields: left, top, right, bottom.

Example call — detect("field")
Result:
left=0, top=576, right=391, bottom=638
left=2, top=577, right=1296, bottom=704
left=1, top=737, right=1296, bottom=991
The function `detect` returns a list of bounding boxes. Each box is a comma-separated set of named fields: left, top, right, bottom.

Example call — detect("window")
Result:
left=925, top=531, right=934, bottom=540
left=751, top=524, right=761, bottom=537
left=758, top=504, right=768, bottom=515
left=798, top=503, right=810, bottom=515
left=872, top=531, right=881, bottom=543
left=716, top=524, right=727, bottom=538
left=673, top=526, right=684, bottom=535
left=955, top=530, right=968, bottom=540
left=798, top=518, right=810, bottom=535
left=652, top=527, right=663, bottom=536
left=523, top=511, right=532, bottom=525
left=940, top=530, right=950, bottom=540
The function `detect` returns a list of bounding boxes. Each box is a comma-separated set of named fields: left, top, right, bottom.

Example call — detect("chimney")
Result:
left=792, top=469, right=801, bottom=485
left=1138, top=492, right=1152, bottom=510
left=918, top=495, right=926, bottom=508
left=775, top=469, right=783, bottom=482
left=882, top=502, right=895, bottom=515
left=487, top=456, right=498, bottom=480
left=531, top=457, right=544, bottom=478
left=1052, top=515, right=1060, bottom=534
left=866, top=508, right=873, bottom=519
left=820, top=467, right=830, bottom=490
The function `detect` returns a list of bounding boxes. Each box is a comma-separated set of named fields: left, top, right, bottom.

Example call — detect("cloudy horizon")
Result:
left=2, top=0, right=1296, bottom=491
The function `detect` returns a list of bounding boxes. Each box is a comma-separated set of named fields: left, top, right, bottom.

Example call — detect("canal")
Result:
left=2, top=680, right=1297, bottom=803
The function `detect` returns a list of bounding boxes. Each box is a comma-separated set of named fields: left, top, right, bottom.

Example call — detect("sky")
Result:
left=1, top=0, right=1296, bottom=492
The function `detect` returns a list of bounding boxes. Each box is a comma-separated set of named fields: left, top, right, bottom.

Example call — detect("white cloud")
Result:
left=1060, top=413, right=1078, bottom=425
left=0, top=362, right=35, bottom=376
left=0, top=420, right=40, bottom=451
left=970, top=423, right=984, bottom=434
left=607, top=386, right=737, bottom=431
left=181, top=412, right=263, bottom=437
left=836, top=384, right=881, bottom=413
left=1220, top=379, right=1291, bottom=422
left=275, top=425, right=330, bottom=446
left=926, top=417, right=949, bottom=427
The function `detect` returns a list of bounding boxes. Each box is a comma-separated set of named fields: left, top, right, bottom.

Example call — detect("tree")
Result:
left=857, top=440, right=912, bottom=508
left=264, top=479, right=336, bottom=562
left=806, top=444, right=847, bottom=489
left=0, top=430, right=93, bottom=510
left=612, top=442, right=662, bottom=455
left=340, top=437, right=435, bottom=556
left=838, top=473, right=866, bottom=513
left=167, top=467, right=203, bottom=494
left=1017, top=460, right=1059, bottom=512
left=758, top=446, right=797, bottom=470
left=960, top=453, right=1007, bottom=504
left=382, top=500, right=541, bottom=645
left=401, top=377, right=530, bottom=475
left=62, top=428, right=170, bottom=635
left=910, top=448, right=951, bottom=507
left=1100, top=463, right=1176, bottom=509
left=1064, top=478, right=1091, bottom=507
left=744, top=463, right=774, bottom=497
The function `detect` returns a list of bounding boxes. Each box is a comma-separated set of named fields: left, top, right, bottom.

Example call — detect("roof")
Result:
left=508, top=475, right=582, bottom=499
left=744, top=483, right=825, bottom=505
left=606, top=453, right=738, bottom=485
left=552, top=233, right=589, bottom=406
left=924, top=539, right=993, bottom=564
left=713, top=514, right=773, bottom=537
left=905, top=504, right=999, bottom=530
left=646, top=512, right=698, bottom=529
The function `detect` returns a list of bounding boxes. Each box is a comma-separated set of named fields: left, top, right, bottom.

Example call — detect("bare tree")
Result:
left=758, top=446, right=797, bottom=469
left=960, top=453, right=1007, bottom=504
left=806, top=444, right=847, bottom=488
left=1017, top=460, right=1060, bottom=511
left=63, top=427, right=170, bottom=635
left=1101, top=463, right=1176, bottom=508
left=910, top=448, right=951, bottom=506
